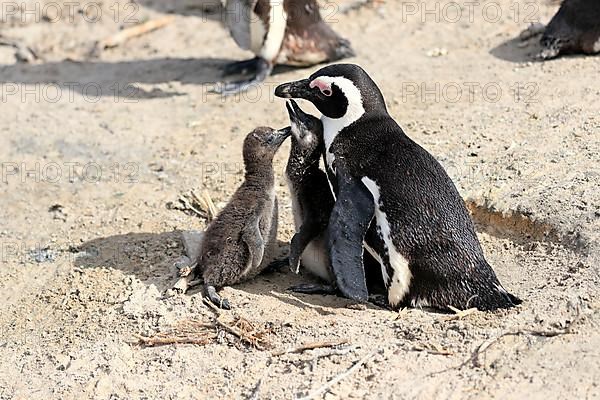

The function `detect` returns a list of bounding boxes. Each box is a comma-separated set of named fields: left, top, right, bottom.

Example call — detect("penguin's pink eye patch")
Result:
left=309, top=79, right=333, bottom=96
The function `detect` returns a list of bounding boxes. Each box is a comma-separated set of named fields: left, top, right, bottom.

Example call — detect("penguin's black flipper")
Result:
left=327, top=163, right=374, bottom=302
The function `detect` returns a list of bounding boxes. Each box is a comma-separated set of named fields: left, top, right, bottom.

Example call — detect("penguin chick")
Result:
left=195, top=127, right=290, bottom=309
left=217, top=0, right=355, bottom=94
left=283, top=99, right=388, bottom=303
left=284, top=99, right=334, bottom=281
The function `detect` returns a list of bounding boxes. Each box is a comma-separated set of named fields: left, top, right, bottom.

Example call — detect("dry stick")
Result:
left=203, top=299, right=269, bottom=350
left=96, top=16, right=175, bottom=50
left=191, top=190, right=217, bottom=221
left=178, top=195, right=205, bottom=218
left=446, top=305, right=478, bottom=320
left=428, top=318, right=580, bottom=376
left=272, top=339, right=349, bottom=356
left=172, top=261, right=200, bottom=293
left=134, top=333, right=211, bottom=347
left=298, top=349, right=378, bottom=400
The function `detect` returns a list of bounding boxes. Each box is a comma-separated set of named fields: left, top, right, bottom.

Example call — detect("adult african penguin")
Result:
left=520, top=0, right=600, bottom=59
left=218, top=0, right=355, bottom=94
left=194, top=126, right=290, bottom=309
left=275, top=63, right=521, bottom=311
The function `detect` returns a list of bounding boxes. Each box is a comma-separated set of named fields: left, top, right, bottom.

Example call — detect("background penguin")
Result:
left=194, top=126, right=290, bottom=309
left=275, top=63, right=521, bottom=311
left=217, top=0, right=355, bottom=94
left=520, top=0, right=600, bottom=59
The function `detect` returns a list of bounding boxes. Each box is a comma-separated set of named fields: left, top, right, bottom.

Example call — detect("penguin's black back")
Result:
left=332, top=114, right=521, bottom=310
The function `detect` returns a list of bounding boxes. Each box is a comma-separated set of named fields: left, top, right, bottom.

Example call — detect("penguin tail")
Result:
left=477, top=283, right=522, bottom=311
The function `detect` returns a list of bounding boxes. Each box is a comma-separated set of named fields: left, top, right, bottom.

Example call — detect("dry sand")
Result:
left=0, top=0, right=599, bottom=399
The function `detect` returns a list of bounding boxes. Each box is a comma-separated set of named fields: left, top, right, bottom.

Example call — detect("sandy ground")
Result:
left=1, top=0, right=599, bottom=399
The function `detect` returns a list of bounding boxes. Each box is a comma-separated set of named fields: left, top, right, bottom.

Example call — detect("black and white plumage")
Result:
left=275, top=64, right=521, bottom=311
left=194, top=126, right=290, bottom=308
left=520, top=0, right=600, bottom=59
left=218, top=0, right=355, bottom=94
left=540, top=0, right=600, bottom=59
left=284, top=99, right=334, bottom=282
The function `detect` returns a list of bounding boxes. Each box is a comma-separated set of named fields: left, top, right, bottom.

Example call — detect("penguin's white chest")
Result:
left=361, top=177, right=413, bottom=307
left=322, top=118, right=339, bottom=170
left=251, top=0, right=287, bottom=61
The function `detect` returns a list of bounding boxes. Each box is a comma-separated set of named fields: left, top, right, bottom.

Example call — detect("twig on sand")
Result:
left=412, top=343, right=454, bottom=356
left=133, top=333, right=212, bottom=347
left=190, top=190, right=218, bottom=221
left=445, top=305, right=478, bottom=320
left=94, top=16, right=175, bottom=52
left=272, top=339, right=349, bottom=356
left=428, top=316, right=580, bottom=376
left=203, top=299, right=272, bottom=350
left=132, top=319, right=215, bottom=347
left=297, top=349, right=378, bottom=400
left=467, top=320, right=579, bottom=368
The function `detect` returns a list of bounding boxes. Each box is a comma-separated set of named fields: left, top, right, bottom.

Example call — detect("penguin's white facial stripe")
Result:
left=319, top=76, right=365, bottom=170
left=361, top=177, right=412, bottom=307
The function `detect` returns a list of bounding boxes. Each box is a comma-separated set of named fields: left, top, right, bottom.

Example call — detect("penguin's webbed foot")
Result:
left=368, top=294, right=390, bottom=309
left=221, top=57, right=261, bottom=77
left=288, top=283, right=337, bottom=295
left=263, top=257, right=289, bottom=274
left=211, top=58, right=272, bottom=95
left=204, top=285, right=231, bottom=310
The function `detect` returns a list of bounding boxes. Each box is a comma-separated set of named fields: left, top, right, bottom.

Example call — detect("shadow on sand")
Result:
left=0, top=57, right=233, bottom=99
left=73, top=230, right=384, bottom=312
left=489, top=35, right=541, bottom=63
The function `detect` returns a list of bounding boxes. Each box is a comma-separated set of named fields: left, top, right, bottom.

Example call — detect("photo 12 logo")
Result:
left=400, top=1, right=540, bottom=24
left=399, top=81, right=539, bottom=104
left=0, top=82, right=140, bottom=104
left=1, top=161, right=139, bottom=184
left=0, top=1, right=139, bottom=24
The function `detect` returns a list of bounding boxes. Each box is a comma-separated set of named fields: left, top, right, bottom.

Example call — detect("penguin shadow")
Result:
left=0, top=57, right=236, bottom=100
left=74, top=231, right=187, bottom=292
left=73, top=230, right=388, bottom=312
left=490, top=35, right=542, bottom=63
left=237, top=255, right=390, bottom=314
left=0, top=58, right=304, bottom=100
left=137, top=0, right=224, bottom=21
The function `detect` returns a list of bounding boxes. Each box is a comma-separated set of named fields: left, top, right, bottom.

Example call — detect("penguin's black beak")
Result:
left=275, top=79, right=314, bottom=100
left=267, top=127, right=291, bottom=147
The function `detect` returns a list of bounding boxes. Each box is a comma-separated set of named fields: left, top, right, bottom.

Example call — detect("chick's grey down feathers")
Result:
left=194, top=127, right=288, bottom=307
